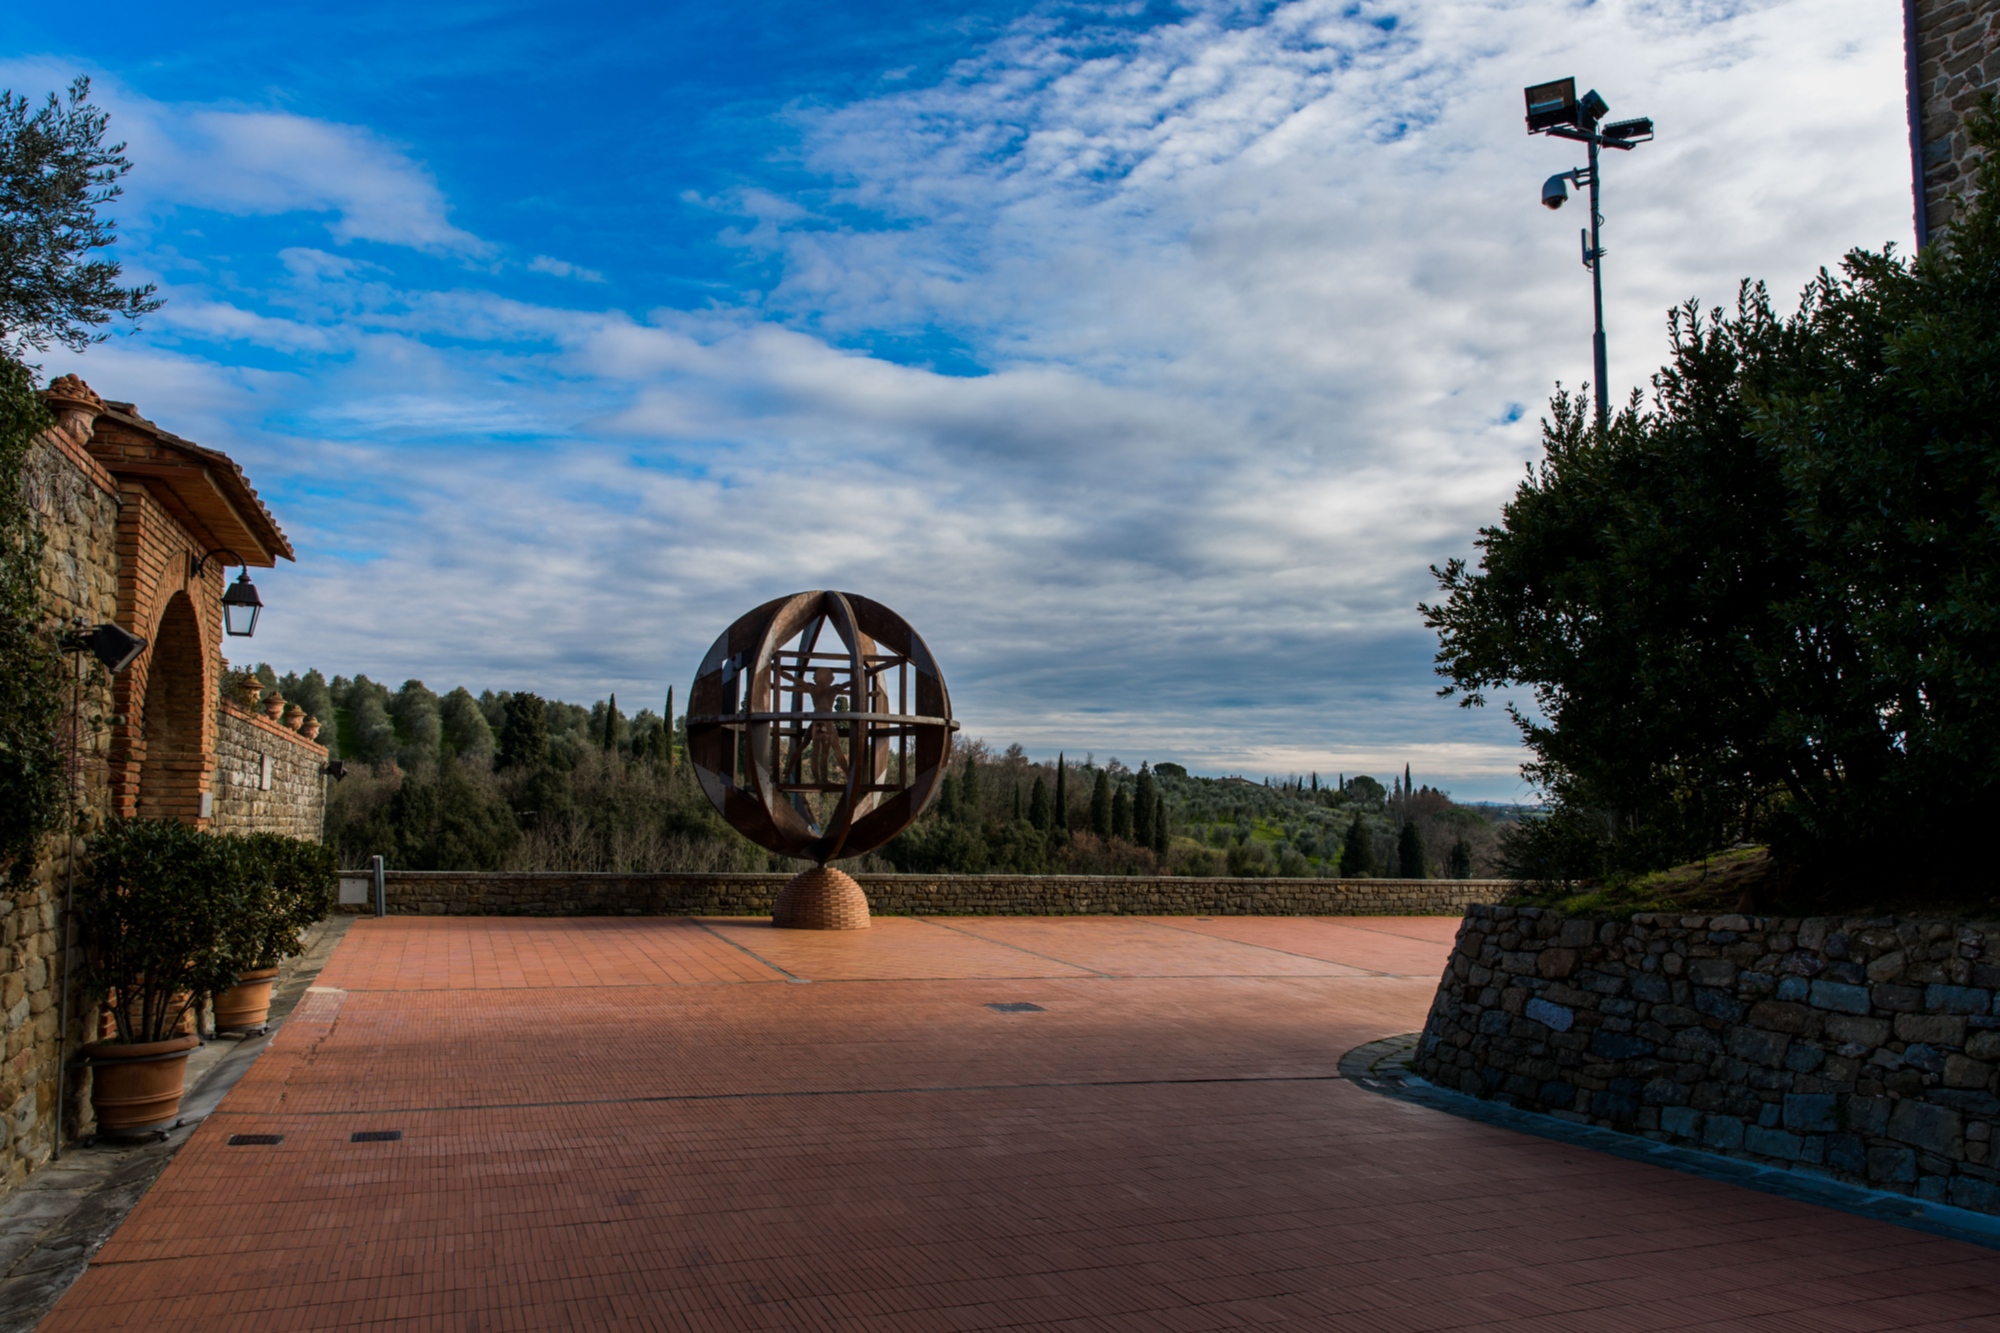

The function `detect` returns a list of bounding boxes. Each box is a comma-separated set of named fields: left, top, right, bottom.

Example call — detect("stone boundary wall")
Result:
left=13, top=430, right=122, bottom=1194
left=1417, top=905, right=2000, bottom=1216
left=343, top=871, right=1511, bottom=918
left=212, top=702, right=327, bottom=842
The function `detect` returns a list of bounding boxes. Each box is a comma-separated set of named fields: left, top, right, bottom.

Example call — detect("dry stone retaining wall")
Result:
left=1418, top=905, right=2000, bottom=1216
left=348, top=871, right=1508, bottom=918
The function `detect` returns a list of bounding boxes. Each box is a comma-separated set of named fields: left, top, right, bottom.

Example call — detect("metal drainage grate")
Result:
left=350, top=1130, right=402, bottom=1143
left=986, top=1002, right=1044, bottom=1013
left=227, top=1134, right=283, bottom=1146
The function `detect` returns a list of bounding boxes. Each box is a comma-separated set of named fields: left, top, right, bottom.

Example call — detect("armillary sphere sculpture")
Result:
left=687, top=591, right=956, bottom=929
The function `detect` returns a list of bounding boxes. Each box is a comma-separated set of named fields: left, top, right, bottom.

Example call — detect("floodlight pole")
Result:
left=1586, top=132, right=1607, bottom=434
left=1525, top=78, right=1652, bottom=438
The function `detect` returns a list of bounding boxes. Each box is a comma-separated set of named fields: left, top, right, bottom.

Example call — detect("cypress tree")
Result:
left=1029, top=776, right=1051, bottom=831
left=962, top=753, right=981, bottom=821
left=938, top=773, right=958, bottom=822
left=1133, top=764, right=1156, bottom=847
left=1152, top=795, right=1168, bottom=855
left=1012, top=782, right=1022, bottom=821
left=604, top=693, right=619, bottom=751
left=1111, top=786, right=1131, bottom=840
left=1448, top=838, right=1474, bottom=879
left=1338, top=813, right=1373, bottom=877
left=664, top=685, right=675, bottom=767
left=1397, top=820, right=1427, bottom=879
left=1090, top=769, right=1112, bottom=838
left=1055, top=754, right=1067, bottom=829
left=1404, top=762, right=1413, bottom=796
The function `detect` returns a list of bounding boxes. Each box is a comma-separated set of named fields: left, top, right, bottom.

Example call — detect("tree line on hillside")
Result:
left=251, top=666, right=1514, bottom=877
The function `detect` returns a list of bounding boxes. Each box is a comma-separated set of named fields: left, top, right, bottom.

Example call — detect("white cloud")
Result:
left=0, top=59, right=490, bottom=256
left=528, top=255, right=606, bottom=282
left=34, top=0, right=1911, bottom=798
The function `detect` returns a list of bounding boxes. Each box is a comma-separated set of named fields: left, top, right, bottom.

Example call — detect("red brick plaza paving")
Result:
left=42, top=915, right=2000, bottom=1332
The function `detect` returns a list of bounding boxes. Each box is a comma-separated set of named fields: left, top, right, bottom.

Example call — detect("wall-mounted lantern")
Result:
left=192, top=549, right=264, bottom=637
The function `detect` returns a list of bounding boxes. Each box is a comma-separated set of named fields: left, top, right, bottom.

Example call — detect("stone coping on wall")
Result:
left=217, top=699, right=329, bottom=757
left=336, top=870, right=1512, bottom=918
left=1417, top=904, right=2000, bottom=1217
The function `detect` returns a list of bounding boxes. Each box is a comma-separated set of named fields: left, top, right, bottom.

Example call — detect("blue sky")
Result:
left=6, top=0, right=1910, bottom=798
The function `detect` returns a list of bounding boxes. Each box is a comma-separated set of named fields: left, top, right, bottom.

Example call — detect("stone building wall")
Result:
left=211, top=703, right=327, bottom=841
left=1417, top=905, right=2000, bottom=1217
left=344, top=870, right=1508, bottom=917
left=1912, top=0, right=2000, bottom=240
left=13, top=427, right=121, bottom=1190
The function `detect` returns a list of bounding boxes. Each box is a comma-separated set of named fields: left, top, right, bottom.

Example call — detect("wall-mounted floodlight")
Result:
left=60, top=622, right=148, bottom=673
left=321, top=760, right=348, bottom=782
left=1524, top=76, right=1656, bottom=432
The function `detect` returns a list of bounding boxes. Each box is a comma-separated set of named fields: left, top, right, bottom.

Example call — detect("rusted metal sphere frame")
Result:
left=687, top=591, right=957, bottom=865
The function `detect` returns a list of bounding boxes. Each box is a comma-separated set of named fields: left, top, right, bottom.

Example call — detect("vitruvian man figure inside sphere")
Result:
left=687, top=591, right=956, bottom=927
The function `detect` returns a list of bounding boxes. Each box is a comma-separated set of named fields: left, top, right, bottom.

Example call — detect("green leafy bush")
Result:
left=227, top=833, right=335, bottom=972
left=76, top=819, right=244, bottom=1043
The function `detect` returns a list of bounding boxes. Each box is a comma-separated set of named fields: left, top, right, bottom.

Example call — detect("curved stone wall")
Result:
left=1418, top=905, right=2000, bottom=1216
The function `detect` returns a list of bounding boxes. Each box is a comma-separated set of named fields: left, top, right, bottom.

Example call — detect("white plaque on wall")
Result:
left=338, top=876, right=369, bottom=905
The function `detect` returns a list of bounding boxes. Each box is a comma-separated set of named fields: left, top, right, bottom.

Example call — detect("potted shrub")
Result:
left=212, top=834, right=336, bottom=1033
left=74, top=820, right=246, bottom=1136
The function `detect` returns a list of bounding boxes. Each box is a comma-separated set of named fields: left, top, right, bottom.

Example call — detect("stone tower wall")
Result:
left=1911, top=0, right=2000, bottom=241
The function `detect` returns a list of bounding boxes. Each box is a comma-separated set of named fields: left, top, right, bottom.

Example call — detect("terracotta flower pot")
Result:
left=84, top=1033, right=199, bottom=1134
left=238, top=678, right=264, bottom=709
left=263, top=692, right=286, bottom=721
left=213, top=967, right=280, bottom=1031
left=300, top=716, right=321, bottom=742
left=283, top=703, right=306, bottom=731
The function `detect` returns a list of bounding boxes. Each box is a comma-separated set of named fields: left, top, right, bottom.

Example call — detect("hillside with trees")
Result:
left=250, top=665, right=1515, bottom=877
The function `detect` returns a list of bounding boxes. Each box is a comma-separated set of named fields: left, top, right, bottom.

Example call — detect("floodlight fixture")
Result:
left=1523, top=76, right=1656, bottom=433
left=321, top=761, right=348, bottom=782
left=1523, top=77, right=1577, bottom=132
left=1603, top=117, right=1655, bottom=146
left=60, top=622, right=148, bottom=673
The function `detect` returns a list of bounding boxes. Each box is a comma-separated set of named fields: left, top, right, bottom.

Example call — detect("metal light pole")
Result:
left=1524, top=78, right=1654, bottom=434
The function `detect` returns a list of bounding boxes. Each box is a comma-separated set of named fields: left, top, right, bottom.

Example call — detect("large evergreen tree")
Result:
left=1397, top=820, right=1427, bottom=879
left=498, top=692, right=549, bottom=770
left=1426, top=102, right=2000, bottom=892
left=1111, top=785, right=1131, bottom=840
left=1133, top=764, right=1156, bottom=847
left=1028, top=776, right=1051, bottom=831
left=1338, top=813, right=1373, bottom=877
left=1054, top=754, right=1067, bottom=830
left=1089, top=769, right=1112, bottom=838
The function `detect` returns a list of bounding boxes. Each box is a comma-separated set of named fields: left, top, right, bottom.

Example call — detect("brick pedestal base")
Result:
left=770, top=866, right=871, bottom=930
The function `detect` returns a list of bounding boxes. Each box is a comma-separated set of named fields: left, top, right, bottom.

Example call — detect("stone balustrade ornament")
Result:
left=687, top=591, right=957, bottom=929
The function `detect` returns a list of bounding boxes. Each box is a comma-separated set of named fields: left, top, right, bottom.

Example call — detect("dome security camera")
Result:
left=1542, top=173, right=1570, bottom=210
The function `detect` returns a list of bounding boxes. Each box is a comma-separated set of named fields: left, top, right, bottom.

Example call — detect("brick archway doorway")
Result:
left=137, top=591, right=208, bottom=822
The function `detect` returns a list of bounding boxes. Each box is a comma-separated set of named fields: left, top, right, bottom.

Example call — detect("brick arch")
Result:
left=136, top=591, right=209, bottom=822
